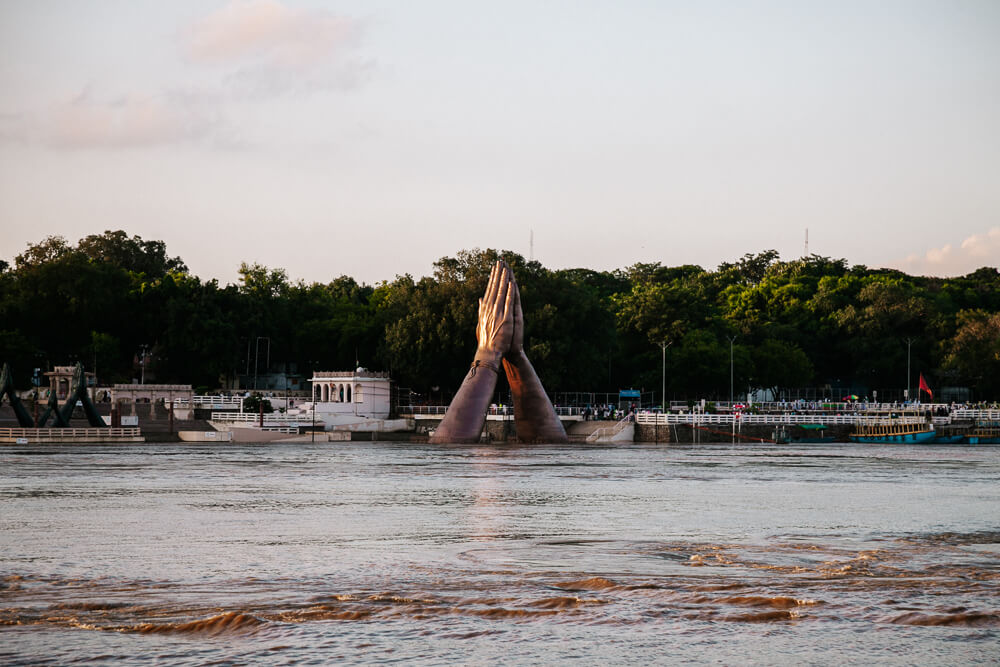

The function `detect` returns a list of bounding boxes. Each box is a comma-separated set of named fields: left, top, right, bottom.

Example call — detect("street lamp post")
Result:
left=139, top=344, right=149, bottom=385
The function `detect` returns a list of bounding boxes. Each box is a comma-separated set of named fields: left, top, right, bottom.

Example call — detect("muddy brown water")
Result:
left=1, top=442, right=998, bottom=664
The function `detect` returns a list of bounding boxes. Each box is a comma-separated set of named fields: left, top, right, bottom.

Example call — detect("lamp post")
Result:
left=138, top=344, right=149, bottom=385
left=659, top=340, right=672, bottom=411
left=310, top=361, right=317, bottom=442
left=727, top=335, right=737, bottom=406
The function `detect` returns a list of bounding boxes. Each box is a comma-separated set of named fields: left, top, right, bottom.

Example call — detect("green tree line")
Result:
left=1, top=231, right=998, bottom=399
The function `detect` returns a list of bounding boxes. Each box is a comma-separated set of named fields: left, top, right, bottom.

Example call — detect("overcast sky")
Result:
left=1, top=1, right=998, bottom=284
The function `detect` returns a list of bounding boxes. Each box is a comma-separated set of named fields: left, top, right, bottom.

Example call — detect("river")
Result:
left=1, top=442, right=998, bottom=664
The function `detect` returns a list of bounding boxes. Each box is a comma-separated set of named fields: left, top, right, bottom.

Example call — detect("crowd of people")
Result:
left=581, top=404, right=638, bottom=421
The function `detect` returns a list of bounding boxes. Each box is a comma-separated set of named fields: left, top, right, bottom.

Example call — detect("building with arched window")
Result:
left=308, top=368, right=391, bottom=426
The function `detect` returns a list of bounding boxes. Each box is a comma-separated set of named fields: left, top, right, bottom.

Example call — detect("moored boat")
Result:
left=965, top=421, right=1000, bottom=444
left=849, top=416, right=936, bottom=444
left=792, top=424, right=836, bottom=444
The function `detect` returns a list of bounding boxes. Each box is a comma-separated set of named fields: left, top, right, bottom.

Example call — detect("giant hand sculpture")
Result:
left=429, top=260, right=568, bottom=444
left=429, top=261, right=514, bottom=444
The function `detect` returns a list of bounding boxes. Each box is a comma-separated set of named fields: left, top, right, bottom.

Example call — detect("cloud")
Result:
left=890, top=227, right=1000, bottom=277
left=183, top=0, right=358, bottom=69
left=181, top=1, right=372, bottom=99
left=222, top=58, right=374, bottom=99
left=43, top=88, right=217, bottom=149
left=3, top=2, right=369, bottom=150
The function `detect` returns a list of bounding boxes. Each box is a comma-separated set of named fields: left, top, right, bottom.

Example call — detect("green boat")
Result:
left=790, top=424, right=834, bottom=443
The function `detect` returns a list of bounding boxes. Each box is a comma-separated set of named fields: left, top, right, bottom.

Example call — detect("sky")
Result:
left=1, top=0, right=998, bottom=285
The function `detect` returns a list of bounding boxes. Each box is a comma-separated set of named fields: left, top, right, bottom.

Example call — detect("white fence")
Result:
left=398, top=405, right=583, bottom=417
left=209, top=412, right=301, bottom=433
left=635, top=413, right=928, bottom=426
left=1, top=427, right=142, bottom=442
left=173, top=396, right=244, bottom=409
left=211, top=412, right=301, bottom=425
left=667, top=400, right=952, bottom=414
left=951, top=409, right=1000, bottom=420
left=401, top=405, right=448, bottom=416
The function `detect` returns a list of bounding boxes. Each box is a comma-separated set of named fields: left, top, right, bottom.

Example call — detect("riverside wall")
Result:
left=634, top=422, right=853, bottom=443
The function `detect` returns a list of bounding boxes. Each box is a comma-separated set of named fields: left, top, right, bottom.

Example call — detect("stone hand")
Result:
left=475, top=260, right=514, bottom=360
left=508, top=270, right=524, bottom=358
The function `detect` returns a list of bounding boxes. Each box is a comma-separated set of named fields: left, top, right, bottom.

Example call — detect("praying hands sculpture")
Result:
left=430, top=260, right=568, bottom=444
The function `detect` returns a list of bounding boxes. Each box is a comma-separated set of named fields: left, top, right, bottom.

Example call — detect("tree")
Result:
left=942, top=310, right=1000, bottom=397
left=87, top=331, right=122, bottom=383
left=717, top=250, right=781, bottom=286
left=15, top=235, right=72, bottom=269
left=752, top=339, right=814, bottom=398
left=77, top=230, right=187, bottom=277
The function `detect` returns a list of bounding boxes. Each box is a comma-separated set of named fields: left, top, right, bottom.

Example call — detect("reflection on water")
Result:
left=1, top=443, right=998, bottom=664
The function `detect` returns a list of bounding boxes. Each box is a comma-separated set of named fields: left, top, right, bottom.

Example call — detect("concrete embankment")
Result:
left=634, top=422, right=853, bottom=443
left=460, top=418, right=593, bottom=443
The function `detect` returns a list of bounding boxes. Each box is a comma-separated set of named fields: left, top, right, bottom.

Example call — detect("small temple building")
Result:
left=44, top=366, right=96, bottom=404
left=308, top=368, right=392, bottom=426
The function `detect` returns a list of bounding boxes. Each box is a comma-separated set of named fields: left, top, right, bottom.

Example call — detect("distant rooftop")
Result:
left=310, top=369, right=390, bottom=380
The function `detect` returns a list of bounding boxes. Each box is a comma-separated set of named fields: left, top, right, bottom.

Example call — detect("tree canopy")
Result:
left=1, top=235, right=997, bottom=401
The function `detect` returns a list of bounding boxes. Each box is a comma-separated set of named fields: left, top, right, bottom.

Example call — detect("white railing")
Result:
left=587, top=416, right=633, bottom=443
left=635, top=413, right=927, bottom=426
left=667, top=400, right=952, bottom=414
left=952, top=409, right=1000, bottom=420
left=400, top=405, right=449, bottom=416
left=398, top=405, right=583, bottom=417
left=1, top=427, right=141, bottom=439
left=210, top=412, right=301, bottom=426
left=173, top=396, right=244, bottom=409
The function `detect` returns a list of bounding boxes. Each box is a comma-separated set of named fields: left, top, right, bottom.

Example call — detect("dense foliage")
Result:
left=2, top=231, right=998, bottom=400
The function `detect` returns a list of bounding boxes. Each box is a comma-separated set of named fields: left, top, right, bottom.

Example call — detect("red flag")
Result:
left=919, top=373, right=933, bottom=400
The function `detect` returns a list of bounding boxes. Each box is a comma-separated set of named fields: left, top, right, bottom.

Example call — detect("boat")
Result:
left=849, top=415, right=936, bottom=444
left=932, top=423, right=970, bottom=444
left=791, top=424, right=836, bottom=444
left=965, top=421, right=1000, bottom=444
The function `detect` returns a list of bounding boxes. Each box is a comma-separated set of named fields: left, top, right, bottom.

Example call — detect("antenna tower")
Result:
left=804, top=228, right=809, bottom=257
left=530, top=230, right=534, bottom=262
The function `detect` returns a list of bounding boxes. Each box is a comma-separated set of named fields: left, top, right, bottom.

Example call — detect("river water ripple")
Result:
left=1, top=442, right=998, bottom=664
